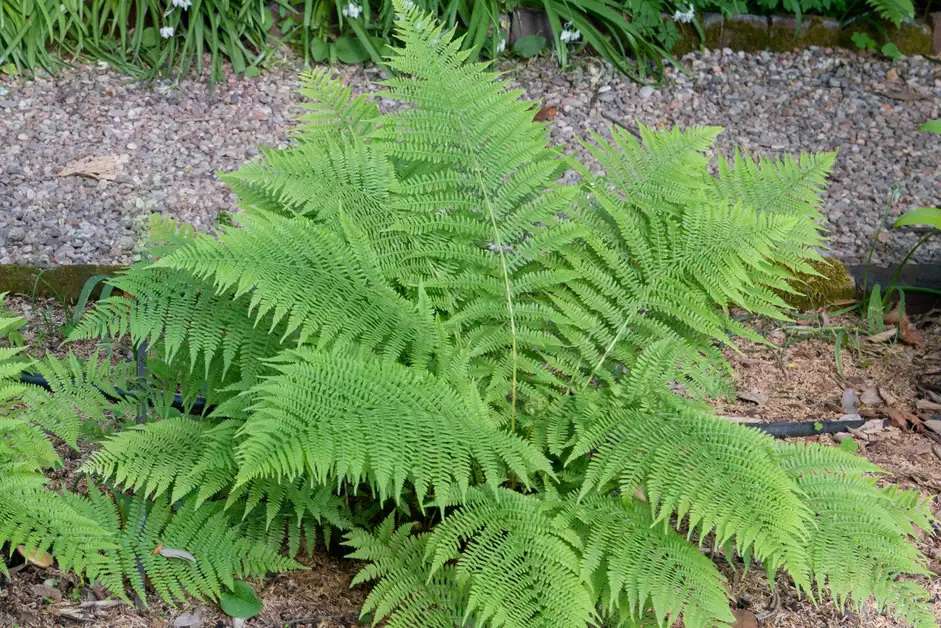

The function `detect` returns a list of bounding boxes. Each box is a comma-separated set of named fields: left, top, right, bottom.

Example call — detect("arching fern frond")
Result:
left=154, top=212, right=437, bottom=365
left=65, top=487, right=301, bottom=605
left=236, top=348, right=551, bottom=504
left=777, top=442, right=935, bottom=627
left=560, top=494, right=734, bottom=628
left=572, top=401, right=811, bottom=586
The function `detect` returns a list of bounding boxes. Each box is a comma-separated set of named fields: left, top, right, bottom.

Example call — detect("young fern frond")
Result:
left=294, top=67, right=382, bottom=143
left=345, top=516, right=468, bottom=627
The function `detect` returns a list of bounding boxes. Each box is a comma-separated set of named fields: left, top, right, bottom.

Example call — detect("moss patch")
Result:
left=783, top=257, right=856, bottom=311
left=0, top=264, right=125, bottom=304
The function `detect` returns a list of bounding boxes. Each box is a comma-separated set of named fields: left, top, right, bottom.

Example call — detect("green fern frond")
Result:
left=85, top=416, right=239, bottom=505
left=294, top=67, right=381, bottom=142
left=222, top=139, right=394, bottom=222
left=572, top=402, right=811, bottom=586
left=777, top=442, right=935, bottom=627
left=69, top=266, right=286, bottom=386
left=17, top=352, right=134, bottom=447
left=425, top=488, right=596, bottom=628
left=65, top=487, right=301, bottom=605
left=864, top=0, right=914, bottom=25
left=236, top=347, right=551, bottom=504
left=561, top=494, right=734, bottom=628
left=346, top=516, right=468, bottom=627
left=153, top=212, right=437, bottom=364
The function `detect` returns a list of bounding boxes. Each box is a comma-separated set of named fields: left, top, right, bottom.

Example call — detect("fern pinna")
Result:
left=10, top=3, right=934, bottom=625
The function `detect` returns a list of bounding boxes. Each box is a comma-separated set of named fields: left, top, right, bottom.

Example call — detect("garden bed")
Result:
left=3, top=297, right=940, bottom=627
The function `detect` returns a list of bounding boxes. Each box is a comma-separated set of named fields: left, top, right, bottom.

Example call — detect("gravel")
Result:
left=0, top=47, right=938, bottom=266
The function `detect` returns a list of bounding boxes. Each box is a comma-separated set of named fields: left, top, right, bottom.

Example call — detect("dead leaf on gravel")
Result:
left=866, top=328, right=897, bottom=343
left=736, top=390, right=768, bottom=405
left=872, top=82, right=931, bottom=101
left=58, top=154, right=128, bottom=181
left=533, top=105, right=558, bottom=121
left=933, top=444, right=941, bottom=461
left=733, top=608, right=758, bottom=628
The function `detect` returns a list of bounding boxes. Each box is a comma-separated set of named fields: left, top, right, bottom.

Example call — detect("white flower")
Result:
left=160, top=26, right=175, bottom=38
left=673, top=5, right=695, bottom=23
left=559, top=23, right=581, bottom=44
left=341, top=2, right=362, bottom=18
left=171, top=0, right=191, bottom=8
left=496, top=37, right=506, bottom=54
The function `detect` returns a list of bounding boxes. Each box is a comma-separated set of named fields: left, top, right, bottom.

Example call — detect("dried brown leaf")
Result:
left=533, top=105, right=558, bottom=121
left=17, top=546, right=54, bottom=568
left=58, top=154, right=128, bottom=181
left=866, top=328, right=897, bottom=343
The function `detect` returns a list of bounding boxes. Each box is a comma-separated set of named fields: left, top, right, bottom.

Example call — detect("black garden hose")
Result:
left=17, top=371, right=875, bottom=438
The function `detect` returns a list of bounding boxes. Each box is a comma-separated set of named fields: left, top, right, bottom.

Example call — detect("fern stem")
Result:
left=471, top=155, right=519, bottom=428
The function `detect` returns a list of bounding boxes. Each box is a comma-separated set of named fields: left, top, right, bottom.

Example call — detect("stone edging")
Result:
left=672, top=12, right=938, bottom=56
left=510, top=7, right=940, bottom=57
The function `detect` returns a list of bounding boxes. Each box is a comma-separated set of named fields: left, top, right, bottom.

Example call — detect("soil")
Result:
left=2, top=299, right=940, bottom=627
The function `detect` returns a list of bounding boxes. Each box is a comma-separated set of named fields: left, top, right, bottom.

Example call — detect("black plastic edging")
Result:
left=17, top=371, right=871, bottom=439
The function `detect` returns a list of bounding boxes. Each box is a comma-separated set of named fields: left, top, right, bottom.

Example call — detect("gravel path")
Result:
left=1, top=47, right=938, bottom=266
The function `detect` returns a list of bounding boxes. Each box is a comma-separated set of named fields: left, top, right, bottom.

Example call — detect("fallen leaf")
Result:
left=58, top=154, right=128, bottom=181
left=841, top=388, right=859, bottom=414
left=173, top=610, right=204, bottom=627
left=884, top=306, right=901, bottom=325
left=156, top=546, right=196, bottom=562
left=737, top=390, right=768, bottom=405
left=733, top=609, right=758, bottom=628
left=29, top=583, right=62, bottom=602
left=872, top=83, right=930, bottom=102
left=916, top=399, right=941, bottom=411
left=924, top=419, right=941, bottom=435
left=933, top=444, right=941, bottom=461
left=885, top=68, right=899, bottom=81
left=878, top=386, right=898, bottom=406
left=866, top=328, right=897, bottom=343
left=860, top=387, right=881, bottom=406
left=533, top=105, right=558, bottom=121
left=886, top=406, right=920, bottom=430
left=898, top=315, right=925, bottom=347
left=17, top=546, right=54, bottom=568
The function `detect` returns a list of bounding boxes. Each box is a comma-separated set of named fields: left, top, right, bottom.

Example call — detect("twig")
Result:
left=598, top=110, right=642, bottom=140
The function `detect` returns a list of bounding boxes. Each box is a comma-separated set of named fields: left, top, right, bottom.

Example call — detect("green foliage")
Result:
left=10, top=6, right=935, bottom=624
left=921, top=120, right=941, bottom=135
left=219, top=580, right=263, bottom=618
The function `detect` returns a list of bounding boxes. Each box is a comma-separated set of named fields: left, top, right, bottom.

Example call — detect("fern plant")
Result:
left=12, top=4, right=935, bottom=624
